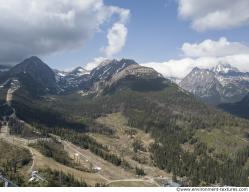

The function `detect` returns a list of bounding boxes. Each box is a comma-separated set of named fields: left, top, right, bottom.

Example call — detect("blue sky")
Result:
left=42, top=0, right=249, bottom=70
left=44, top=0, right=195, bottom=69
left=1, top=0, right=249, bottom=77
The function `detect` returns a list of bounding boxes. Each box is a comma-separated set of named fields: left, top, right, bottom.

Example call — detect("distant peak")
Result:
left=70, top=66, right=89, bottom=76
left=98, top=58, right=138, bottom=68
left=192, top=67, right=201, bottom=71
left=212, top=63, right=239, bottom=74
left=10, top=56, right=52, bottom=77
left=119, top=58, right=138, bottom=65
left=191, top=67, right=210, bottom=73
left=25, top=56, right=43, bottom=62
left=18, top=56, right=47, bottom=67
left=97, top=59, right=114, bottom=67
left=29, top=56, right=41, bottom=60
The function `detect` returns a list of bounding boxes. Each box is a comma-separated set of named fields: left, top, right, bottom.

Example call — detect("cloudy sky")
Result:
left=1, top=0, right=249, bottom=78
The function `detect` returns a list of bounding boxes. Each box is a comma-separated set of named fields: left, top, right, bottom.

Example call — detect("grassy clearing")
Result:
left=195, top=128, right=248, bottom=157
left=90, top=113, right=170, bottom=179
left=0, top=139, right=32, bottom=186
left=0, top=139, right=31, bottom=167
left=62, top=140, right=134, bottom=180
left=94, top=113, right=154, bottom=153
left=30, top=139, right=72, bottom=166
left=29, top=147, right=106, bottom=186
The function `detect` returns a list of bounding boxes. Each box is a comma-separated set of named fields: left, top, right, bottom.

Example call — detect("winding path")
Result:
left=0, top=81, right=36, bottom=174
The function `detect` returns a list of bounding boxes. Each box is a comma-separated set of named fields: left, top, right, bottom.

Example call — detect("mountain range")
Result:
left=1, top=56, right=249, bottom=186
left=2, top=56, right=249, bottom=107
left=179, top=64, right=249, bottom=105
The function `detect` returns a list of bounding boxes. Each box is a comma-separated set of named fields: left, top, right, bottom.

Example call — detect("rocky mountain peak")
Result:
left=179, top=63, right=249, bottom=104
left=6, top=56, right=57, bottom=94
left=191, top=67, right=213, bottom=75
left=10, top=56, right=53, bottom=74
left=90, top=58, right=138, bottom=81
left=212, top=63, right=239, bottom=75
left=111, top=65, right=163, bottom=82
left=54, top=58, right=140, bottom=94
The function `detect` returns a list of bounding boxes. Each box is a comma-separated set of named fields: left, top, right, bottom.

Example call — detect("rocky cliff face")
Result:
left=179, top=64, right=249, bottom=105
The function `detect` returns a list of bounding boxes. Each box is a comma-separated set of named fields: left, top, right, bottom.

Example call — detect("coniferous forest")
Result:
left=8, top=81, right=249, bottom=186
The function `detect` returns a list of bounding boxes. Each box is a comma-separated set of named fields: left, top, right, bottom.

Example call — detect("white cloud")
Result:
left=84, top=57, right=107, bottom=71
left=103, top=7, right=129, bottom=58
left=104, top=23, right=128, bottom=58
left=142, top=55, right=249, bottom=79
left=142, top=57, right=218, bottom=79
left=142, top=38, right=249, bottom=79
left=182, top=37, right=249, bottom=57
left=0, top=0, right=130, bottom=65
left=178, top=0, right=249, bottom=31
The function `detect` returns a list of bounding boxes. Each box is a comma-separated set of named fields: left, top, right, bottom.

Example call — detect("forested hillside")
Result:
left=10, top=74, right=249, bottom=186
